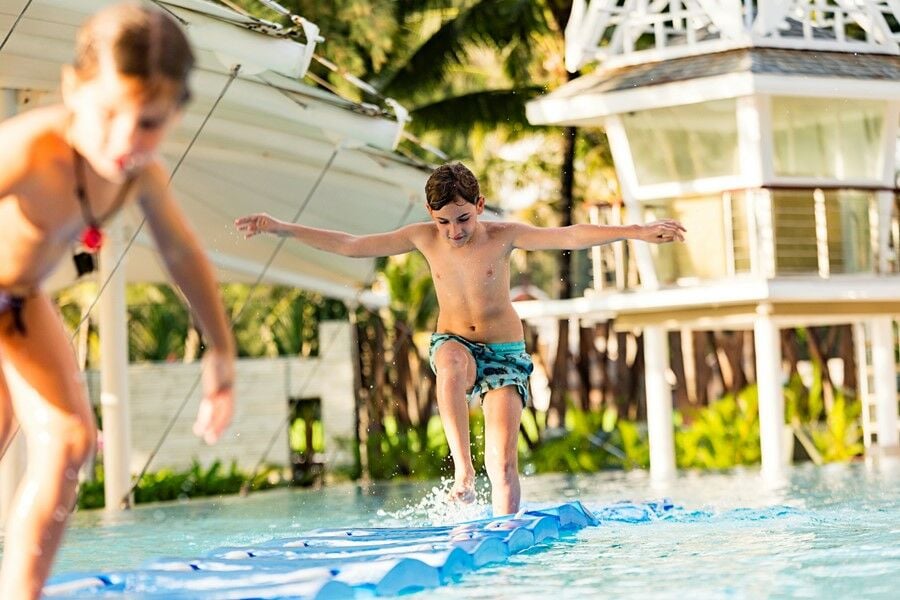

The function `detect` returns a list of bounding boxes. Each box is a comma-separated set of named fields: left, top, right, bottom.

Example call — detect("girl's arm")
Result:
left=235, top=213, right=422, bottom=258
left=510, top=220, right=685, bottom=251
left=137, top=162, right=235, bottom=444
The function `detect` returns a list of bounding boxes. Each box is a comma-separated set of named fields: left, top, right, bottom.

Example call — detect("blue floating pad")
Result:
left=45, top=500, right=686, bottom=598
left=451, top=535, right=509, bottom=567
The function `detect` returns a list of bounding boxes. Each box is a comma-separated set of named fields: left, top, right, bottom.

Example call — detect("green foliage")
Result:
left=675, top=386, right=761, bottom=470
left=382, top=252, right=438, bottom=332
left=616, top=419, right=650, bottom=468
left=290, top=418, right=324, bottom=454
left=127, top=284, right=190, bottom=361
left=521, top=406, right=649, bottom=473
left=365, top=414, right=456, bottom=480
left=807, top=393, right=864, bottom=462
left=76, top=460, right=286, bottom=510
left=222, top=284, right=347, bottom=358
left=784, top=368, right=825, bottom=424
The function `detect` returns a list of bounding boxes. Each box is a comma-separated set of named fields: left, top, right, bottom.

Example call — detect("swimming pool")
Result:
left=35, top=461, right=900, bottom=598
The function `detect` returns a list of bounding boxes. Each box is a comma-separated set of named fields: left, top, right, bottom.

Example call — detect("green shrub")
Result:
left=76, top=460, right=286, bottom=510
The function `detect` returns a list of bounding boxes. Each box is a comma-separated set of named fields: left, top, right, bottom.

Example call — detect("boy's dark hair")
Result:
left=425, top=163, right=480, bottom=210
left=74, top=2, right=195, bottom=105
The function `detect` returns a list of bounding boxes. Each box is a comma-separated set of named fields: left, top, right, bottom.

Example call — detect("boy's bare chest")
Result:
left=427, top=246, right=509, bottom=289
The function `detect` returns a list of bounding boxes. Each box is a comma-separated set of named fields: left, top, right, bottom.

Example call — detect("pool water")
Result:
left=38, top=461, right=900, bottom=598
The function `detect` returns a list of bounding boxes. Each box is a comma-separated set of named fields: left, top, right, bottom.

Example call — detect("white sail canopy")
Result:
left=0, top=0, right=432, bottom=304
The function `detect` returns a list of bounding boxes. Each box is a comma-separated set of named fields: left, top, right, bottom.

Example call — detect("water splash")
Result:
left=375, top=477, right=491, bottom=526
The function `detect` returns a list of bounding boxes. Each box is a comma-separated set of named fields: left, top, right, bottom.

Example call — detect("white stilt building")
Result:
left=525, top=0, right=900, bottom=479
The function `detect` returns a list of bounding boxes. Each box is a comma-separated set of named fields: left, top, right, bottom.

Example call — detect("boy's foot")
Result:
left=448, top=474, right=476, bottom=504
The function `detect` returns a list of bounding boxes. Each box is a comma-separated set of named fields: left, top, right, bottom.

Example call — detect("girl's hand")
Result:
left=235, top=213, right=279, bottom=238
left=193, top=347, right=235, bottom=445
left=641, top=219, right=686, bottom=243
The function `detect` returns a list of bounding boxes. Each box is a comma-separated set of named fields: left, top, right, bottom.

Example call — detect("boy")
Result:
left=236, top=162, right=684, bottom=516
left=0, top=4, right=235, bottom=598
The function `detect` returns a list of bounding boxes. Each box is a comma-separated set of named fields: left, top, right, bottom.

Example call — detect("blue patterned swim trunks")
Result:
left=429, top=333, right=533, bottom=407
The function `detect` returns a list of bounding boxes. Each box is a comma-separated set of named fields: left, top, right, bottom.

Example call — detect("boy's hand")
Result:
left=640, top=219, right=686, bottom=243
left=235, top=213, right=279, bottom=238
left=193, top=347, right=235, bottom=445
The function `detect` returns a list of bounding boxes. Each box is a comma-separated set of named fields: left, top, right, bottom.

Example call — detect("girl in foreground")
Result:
left=0, top=4, right=235, bottom=597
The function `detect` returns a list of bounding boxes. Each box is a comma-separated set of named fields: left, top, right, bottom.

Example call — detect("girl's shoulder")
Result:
left=0, top=106, right=69, bottom=185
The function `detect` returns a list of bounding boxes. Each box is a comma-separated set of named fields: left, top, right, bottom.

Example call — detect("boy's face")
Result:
left=62, top=62, right=182, bottom=181
left=428, top=195, right=484, bottom=248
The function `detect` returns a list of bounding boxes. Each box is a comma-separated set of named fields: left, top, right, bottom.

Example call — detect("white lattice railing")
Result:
left=565, top=0, right=900, bottom=71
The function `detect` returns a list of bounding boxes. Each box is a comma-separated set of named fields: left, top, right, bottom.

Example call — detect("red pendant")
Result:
left=81, top=226, right=103, bottom=252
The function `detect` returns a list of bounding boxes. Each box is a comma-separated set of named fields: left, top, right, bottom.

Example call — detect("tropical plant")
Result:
left=76, top=460, right=286, bottom=509
left=674, top=386, right=761, bottom=470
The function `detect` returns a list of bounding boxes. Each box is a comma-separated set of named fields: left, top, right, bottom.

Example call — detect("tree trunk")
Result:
left=805, top=326, right=835, bottom=414
left=781, top=329, right=800, bottom=377
left=350, top=311, right=368, bottom=481
left=370, top=314, right=387, bottom=435
left=836, top=324, right=856, bottom=392
left=613, top=330, right=632, bottom=417
left=692, top=331, right=713, bottom=406
left=548, top=121, right=578, bottom=428
left=595, top=321, right=611, bottom=408
left=548, top=318, right=570, bottom=428
left=668, top=330, right=691, bottom=413
left=713, top=331, right=747, bottom=394
left=629, top=333, right=645, bottom=421
left=390, top=322, right=413, bottom=428
left=576, top=323, right=594, bottom=411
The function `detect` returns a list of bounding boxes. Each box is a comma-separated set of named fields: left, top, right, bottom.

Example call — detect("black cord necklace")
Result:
left=72, top=148, right=136, bottom=276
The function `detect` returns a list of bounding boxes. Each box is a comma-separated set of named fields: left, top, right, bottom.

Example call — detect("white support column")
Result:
left=754, top=305, right=785, bottom=477
left=643, top=325, right=675, bottom=481
left=0, top=88, right=27, bottom=527
left=98, top=215, right=132, bottom=510
left=870, top=317, right=899, bottom=453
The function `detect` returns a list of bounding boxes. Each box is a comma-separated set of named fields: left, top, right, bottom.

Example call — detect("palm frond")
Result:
left=380, top=0, right=548, bottom=98
left=409, top=86, right=545, bottom=132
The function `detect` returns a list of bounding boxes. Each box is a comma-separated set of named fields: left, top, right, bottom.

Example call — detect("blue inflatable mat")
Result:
left=44, top=500, right=672, bottom=599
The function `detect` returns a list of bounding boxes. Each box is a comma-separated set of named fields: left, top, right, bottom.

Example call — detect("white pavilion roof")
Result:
left=565, top=0, right=900, bottom=73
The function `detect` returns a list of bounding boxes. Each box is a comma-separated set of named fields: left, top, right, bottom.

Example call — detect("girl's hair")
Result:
left=73, top=2, right=195, bottom=104
left=425, top=163, right=481, bottom=210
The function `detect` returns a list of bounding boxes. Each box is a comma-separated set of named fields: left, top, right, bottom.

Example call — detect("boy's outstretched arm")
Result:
left=138, top=162, right=235, bottom=445
left=511, top=219, right=685, bottom=251
left=235, top=212, right=420, bottom=258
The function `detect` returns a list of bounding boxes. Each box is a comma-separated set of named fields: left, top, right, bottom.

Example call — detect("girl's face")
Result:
left=63, top=61, right=182, bottom=181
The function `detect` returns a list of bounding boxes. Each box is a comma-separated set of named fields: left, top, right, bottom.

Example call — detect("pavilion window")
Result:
left=621, top=98, right=739, bottom=186
left=771, top=97, right=884, bottom=181
left=771, top=189, right=874, bottom=275
left=644, top=194, right=752, bottom=284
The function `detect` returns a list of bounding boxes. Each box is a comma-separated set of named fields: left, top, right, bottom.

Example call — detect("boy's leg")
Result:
left=0, top=294, right=96, bottom=600
left=482, top=386, right=523, bottom=516
left=433, top=341, right=477, bottom=503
